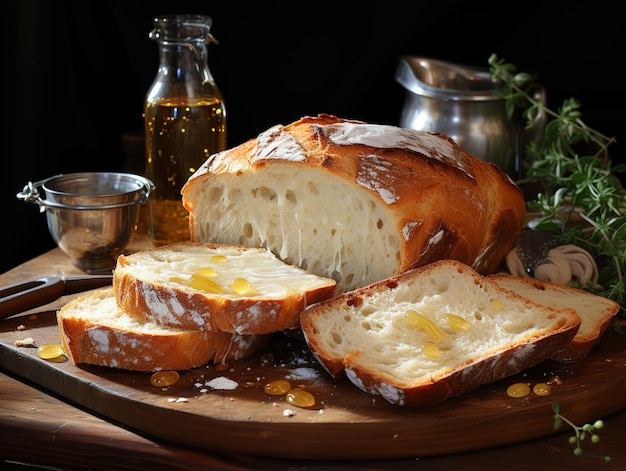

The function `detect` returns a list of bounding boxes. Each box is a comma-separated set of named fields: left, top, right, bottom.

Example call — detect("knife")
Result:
left=0, top=275, right=112, bottom=320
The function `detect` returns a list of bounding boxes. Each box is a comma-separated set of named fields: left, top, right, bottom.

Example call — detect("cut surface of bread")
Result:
left=182, top=114, right=526, bottom=294
left=300, top=260, right=581, bottom=407
left=489, top=274, right=620, bottom=362
left=57, top=287, right=272, bottom=372
left=113, top=242, right=337, bottom=334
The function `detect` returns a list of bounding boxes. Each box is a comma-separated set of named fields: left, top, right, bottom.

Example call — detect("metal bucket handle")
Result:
left=16, top=174, right=154, bottom=212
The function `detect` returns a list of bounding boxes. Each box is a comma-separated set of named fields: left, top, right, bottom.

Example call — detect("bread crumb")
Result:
left=14, top=337, right=36, bottom=347
left=168, top=397, right=189, bottom=403
left=206, top=376, right=238, bottom=390
left=283, top=408, right=295, bottom=417
left=17, top=325, right=27, bottom=331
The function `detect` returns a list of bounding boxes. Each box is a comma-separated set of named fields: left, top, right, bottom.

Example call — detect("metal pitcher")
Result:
left=395, top=56, right=545, bottom=179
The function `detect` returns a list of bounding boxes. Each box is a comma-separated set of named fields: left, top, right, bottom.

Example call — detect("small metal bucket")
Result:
left=17, top=172, right=153, bottom=273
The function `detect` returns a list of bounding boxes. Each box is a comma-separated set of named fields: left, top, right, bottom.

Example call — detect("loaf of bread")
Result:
left=57, top=288, right=273, bottom=372
left=113, top=242, right=337, bottom=335
left=182, top=114, right=526, bottom=294
left=489, top=274, right=620, bottom=362
left=299, top=259, right=581, bottom=407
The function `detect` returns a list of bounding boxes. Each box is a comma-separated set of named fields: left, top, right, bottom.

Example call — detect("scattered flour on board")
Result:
left=286, top=367, right=321, bottom=381
left=206, top=376, right=239, bottom=390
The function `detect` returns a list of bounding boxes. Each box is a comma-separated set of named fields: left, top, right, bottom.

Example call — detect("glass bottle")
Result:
left=144, top=14, right=227, bottom=246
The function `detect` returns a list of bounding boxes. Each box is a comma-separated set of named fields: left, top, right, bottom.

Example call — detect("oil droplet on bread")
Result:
left=421, top=342, right=440, bottom=358
left=231, top=277, right=259, bottom=295
left=405, top=309, right=446, bottom=341
left=189, top=273, right=226, bottom=293
left=491, top=299, right=505, bottom=312
left=405, top=309, right=446, bottom=340
left=446, top=314, right=470, bottom=331
left=195, top=267, right=218, bottom=278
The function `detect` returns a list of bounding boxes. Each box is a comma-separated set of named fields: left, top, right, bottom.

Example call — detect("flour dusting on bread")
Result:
left=324, top=122, right=473, bottom=176
left=57, top=287, right=274, bottom=372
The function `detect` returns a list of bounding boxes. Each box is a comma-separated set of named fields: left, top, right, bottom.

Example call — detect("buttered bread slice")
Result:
left=300, top=259, right=581, bottom=407
left=113, top=242, right=337, bottom=335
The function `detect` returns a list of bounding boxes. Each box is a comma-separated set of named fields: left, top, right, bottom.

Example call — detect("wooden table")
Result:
left=1, top=246, right=625, bottom=470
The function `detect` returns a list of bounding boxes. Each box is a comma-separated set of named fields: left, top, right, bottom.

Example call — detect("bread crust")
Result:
left=182, top=114, right=526, bottom=294
left=113, top=242, right=337, bottom=335
left=300, top=260, right=581, bottom=407
left=489, top=274, right=620, bottom=362
left=57, top=288, right=273, bottom=372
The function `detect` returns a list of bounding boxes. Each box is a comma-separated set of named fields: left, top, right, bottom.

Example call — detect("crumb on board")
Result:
left=14, top=337, right=36, bottom=347
left=168, top=397, right=189, bottom=403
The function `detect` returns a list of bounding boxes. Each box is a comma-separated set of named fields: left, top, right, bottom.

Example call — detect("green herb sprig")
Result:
left=552, top=402, right=611, bottom=462
left=488, top=54, right=626, bottom=315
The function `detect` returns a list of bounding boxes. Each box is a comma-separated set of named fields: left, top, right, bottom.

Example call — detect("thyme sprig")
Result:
left=552, top=402, right=611, bottom=462
left=488, top=54, right=626, bottom=314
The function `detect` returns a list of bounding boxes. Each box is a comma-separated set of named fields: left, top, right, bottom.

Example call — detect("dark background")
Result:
left=2, top=0, right=623, bottom=273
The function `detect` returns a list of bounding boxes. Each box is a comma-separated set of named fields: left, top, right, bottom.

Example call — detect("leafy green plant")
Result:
left=552, top=402, right=611, bottom=462
left=488, top=54, right=626, bottom=315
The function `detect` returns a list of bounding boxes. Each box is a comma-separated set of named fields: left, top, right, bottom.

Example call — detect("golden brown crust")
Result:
left=57, top=288, right=273, bottom=372
left=489, top=274, right=620, bottom=362
left=183, top=115, right=526, bottom=292
left=342, top=326, right=580, bottom=407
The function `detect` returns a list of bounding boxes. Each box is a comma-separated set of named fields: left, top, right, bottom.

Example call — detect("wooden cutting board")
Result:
left=1, top=307, right=625, bottom=460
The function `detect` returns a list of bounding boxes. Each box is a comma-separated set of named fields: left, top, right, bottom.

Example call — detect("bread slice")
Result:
left=113, top=242, right=337, bottom=335
left=299, top=259, right=581, bottom=407
left=182, top=114, right=526, bottom=294
left=489, top=274, right=620, bottom=362
left=57, top=287, right=273, bottom=372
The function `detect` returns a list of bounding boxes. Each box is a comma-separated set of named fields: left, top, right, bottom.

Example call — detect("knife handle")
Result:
left=0, top=275, right=113, bottom=320
left=0, top=277, right=65, bottom=320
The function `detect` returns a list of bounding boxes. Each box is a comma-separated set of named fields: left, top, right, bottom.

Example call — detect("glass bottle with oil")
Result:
left=144, top=14, right=227, bottom=246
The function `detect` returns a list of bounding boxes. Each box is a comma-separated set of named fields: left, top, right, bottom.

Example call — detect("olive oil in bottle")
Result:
left=144, top=14, right=226, bottom=246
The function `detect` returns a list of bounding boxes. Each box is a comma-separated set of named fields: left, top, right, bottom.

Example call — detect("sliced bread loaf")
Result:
left=57, top=287, right=273, bottom=372
left=300, top=259, right=581, bottom=407
left=182, top=114, right=526, bottom=294
left=489, top=274, right=620, bottom=362
left=113, top=242, right=337, bottom=335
